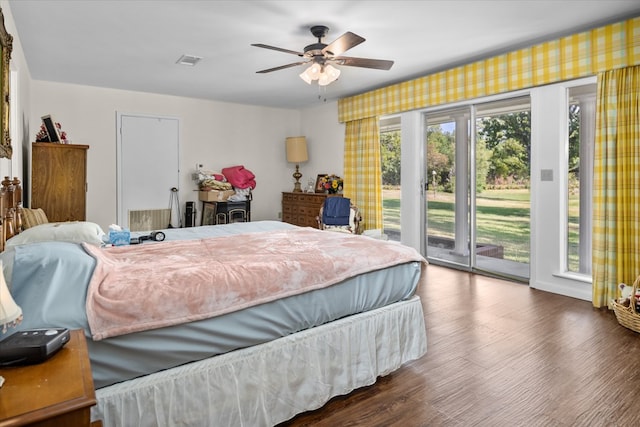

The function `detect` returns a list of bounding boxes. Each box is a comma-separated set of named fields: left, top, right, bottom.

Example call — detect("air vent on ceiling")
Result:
left=176, top=54, right=203, bottom=66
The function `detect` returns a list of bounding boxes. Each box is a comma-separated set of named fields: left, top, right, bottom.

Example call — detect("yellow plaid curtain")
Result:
left=343, top=117, right=382, bottom=230
left=592, top=65, right=640, bottom=308
left=339, top=17, right=639, bottom=122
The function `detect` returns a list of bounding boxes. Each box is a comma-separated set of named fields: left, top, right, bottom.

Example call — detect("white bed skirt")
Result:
left=92, top=296, right=427, bottom=427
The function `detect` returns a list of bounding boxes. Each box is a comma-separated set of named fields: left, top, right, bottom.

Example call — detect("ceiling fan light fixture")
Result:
left=324, top=64, right=340, bottom=83
left=299, top=63, right=323, bottom=84
left=318, top=73, right=331, bottom=86
left=318, top=65, right=340, bottom=86
left=299, top=69, right=313, bottom=84
left=308, top=63, right=321, bottom=78
left=300, top=63, right=340, bottom=86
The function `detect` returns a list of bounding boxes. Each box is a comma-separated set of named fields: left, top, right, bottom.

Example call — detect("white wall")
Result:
left=28, top=80, right=311, bottom=230
left=300, top=101, right=345, bottom=190
left=27, top=82, right=348, bottom=231
left=529, top=78, right=595, bottom=301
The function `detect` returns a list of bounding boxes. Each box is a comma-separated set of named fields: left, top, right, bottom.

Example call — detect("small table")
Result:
left=0, top=329, right=100, bottom=427
left=201, top=200, right=251, bottom=225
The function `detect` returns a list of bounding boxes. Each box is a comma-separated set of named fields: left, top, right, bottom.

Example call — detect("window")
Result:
left=380, top=116, right=401, bottom=241
left=566, top=84, right=595, bottom=275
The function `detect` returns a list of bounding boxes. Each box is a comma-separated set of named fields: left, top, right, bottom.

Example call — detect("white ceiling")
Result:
left=9, top=1, right=640, bottom=110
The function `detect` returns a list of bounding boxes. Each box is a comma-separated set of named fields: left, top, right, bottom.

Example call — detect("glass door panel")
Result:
left=425, top=108, right=470, bottom=267
left=473, top=96, right=531, bottom=280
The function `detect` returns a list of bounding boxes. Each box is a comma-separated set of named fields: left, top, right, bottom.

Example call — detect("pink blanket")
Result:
left=83, top=228, right=426, bottom=340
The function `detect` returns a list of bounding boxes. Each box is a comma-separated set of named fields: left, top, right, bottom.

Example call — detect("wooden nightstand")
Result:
left=0, top=330, right=100, bottom=427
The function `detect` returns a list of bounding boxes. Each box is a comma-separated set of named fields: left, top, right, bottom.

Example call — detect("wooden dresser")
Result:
left=31, top=143, right=89, bottom=222
left=282, top=192, right=342, bottom=228
left=0, top=330, right=100, bottom=427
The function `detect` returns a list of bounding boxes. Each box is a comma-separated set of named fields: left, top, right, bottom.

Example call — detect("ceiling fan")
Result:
left=251, top=25, right=394, bottom=86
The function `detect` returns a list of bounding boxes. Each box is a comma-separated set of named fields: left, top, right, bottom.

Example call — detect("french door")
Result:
left=425, top=96, right=531, bottom=281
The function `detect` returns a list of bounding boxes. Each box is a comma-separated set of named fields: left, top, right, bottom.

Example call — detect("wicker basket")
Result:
left=611, top=276, right=640, bottom=333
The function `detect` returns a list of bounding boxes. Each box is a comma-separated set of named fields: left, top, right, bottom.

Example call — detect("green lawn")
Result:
left=383, top=188, right=580, bottom=268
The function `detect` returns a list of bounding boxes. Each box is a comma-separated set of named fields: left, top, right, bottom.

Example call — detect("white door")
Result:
left=117, top=113, right=180, bottom=228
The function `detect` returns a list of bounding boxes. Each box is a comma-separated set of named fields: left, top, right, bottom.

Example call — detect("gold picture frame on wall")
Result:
left=0, top=8, right=12, bottom=159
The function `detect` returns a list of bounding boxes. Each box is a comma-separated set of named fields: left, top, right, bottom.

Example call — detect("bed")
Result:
left=0, top=189, right=427, bottom=426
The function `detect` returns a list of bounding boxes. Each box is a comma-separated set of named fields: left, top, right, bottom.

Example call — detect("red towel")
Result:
left=222, top=165, right=256, bottom=189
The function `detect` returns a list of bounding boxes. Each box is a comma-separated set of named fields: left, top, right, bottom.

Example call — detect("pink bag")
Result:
left=222, top=165, right=256, bottom=189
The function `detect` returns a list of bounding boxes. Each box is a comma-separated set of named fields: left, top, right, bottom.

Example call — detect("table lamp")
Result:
left=1, top=267, right=22, bottom=387
left=286, top=136, right=308, bottom=192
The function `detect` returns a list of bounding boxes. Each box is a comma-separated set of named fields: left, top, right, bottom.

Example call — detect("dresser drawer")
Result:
left=282, top=212, right=296, bottom=223
left=297, top=205, right=316, bottom=216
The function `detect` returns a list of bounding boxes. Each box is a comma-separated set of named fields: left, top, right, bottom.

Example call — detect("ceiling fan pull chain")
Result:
left=317, top=86, right=327, bottom=103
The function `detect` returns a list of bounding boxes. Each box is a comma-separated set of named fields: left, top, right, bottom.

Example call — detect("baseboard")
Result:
left=530, top=279, right=592, bottom=302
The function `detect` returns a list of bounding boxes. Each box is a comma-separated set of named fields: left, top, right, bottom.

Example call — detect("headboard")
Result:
left=0, top=176, right=22, bottom=251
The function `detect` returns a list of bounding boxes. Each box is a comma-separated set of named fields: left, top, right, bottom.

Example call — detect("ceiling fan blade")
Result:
left=334, top=56, right=394, bottom=70
left=256, top=61, right=307, bottom=74
left=251, top=43, right=303, bottom=57
left=322, top=32, right=365, bottom=57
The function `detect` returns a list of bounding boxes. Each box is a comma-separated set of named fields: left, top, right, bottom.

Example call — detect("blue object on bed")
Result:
left=322, top=197, right=351, bottom=225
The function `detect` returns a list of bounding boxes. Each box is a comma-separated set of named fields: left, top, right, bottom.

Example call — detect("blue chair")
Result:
left=316, top=197, right=362, bottom=234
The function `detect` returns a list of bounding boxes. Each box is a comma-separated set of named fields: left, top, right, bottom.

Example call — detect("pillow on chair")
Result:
left=21, top=208, right=49, bottom=229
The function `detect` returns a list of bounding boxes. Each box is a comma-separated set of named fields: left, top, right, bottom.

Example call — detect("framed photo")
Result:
left=315, top=174, right=327, bottom=193
left=41, top=115, right=61, bottom=143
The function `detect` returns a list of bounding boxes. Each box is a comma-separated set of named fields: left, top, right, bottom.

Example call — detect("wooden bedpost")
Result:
left=0, top=176, right=22, bottom=251
left=0, top=179, right=6, bottom=252
left=11, top=177, right=22, bottom=233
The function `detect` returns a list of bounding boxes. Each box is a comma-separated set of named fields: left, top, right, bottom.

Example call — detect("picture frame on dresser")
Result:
left=315, top=174, right=327, bottom=193
left=41, top=114, right=62, bottom=142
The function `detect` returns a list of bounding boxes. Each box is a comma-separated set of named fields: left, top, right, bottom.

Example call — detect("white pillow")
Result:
left=6, top=221, right=105, bottom=248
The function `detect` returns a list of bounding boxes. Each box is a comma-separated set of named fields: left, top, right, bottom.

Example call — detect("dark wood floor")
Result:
left=281, top=264, right=640, bottom=426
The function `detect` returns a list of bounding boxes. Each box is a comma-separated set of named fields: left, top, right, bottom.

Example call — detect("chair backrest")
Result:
left=322, top=197, right=351, bottom=226
left=318, top=197, right=363, bottom=234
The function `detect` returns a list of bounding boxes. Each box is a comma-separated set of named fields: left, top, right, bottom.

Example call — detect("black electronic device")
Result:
left=0, top=328, right=70, bottom=366
left=137, top=230, right=166, bottom=243
left=185, top=201, right=195, bottom=228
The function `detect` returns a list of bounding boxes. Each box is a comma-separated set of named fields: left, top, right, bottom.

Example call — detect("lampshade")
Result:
left=0, top=266, right=22, bottom=334
left=286, top=136, right=308, bottom=163
left=299, top=63, right=341, bottom=86
left=286, top=136, right=308, bottom=192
